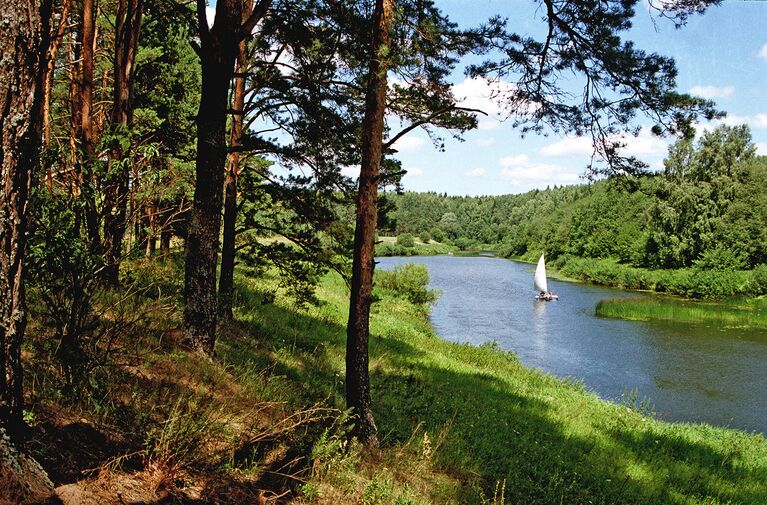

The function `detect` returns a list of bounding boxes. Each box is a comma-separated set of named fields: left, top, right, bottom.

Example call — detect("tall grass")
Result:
left=555, top=255, right=762, bottom=299
left=596, top=296, right=767, bottom=328
left=229, top=266, right=767, bottom=504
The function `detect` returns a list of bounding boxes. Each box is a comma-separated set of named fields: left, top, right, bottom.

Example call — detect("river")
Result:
left=377, top=255, right=767, bottom=434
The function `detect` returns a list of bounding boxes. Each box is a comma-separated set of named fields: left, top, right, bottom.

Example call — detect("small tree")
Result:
left=397, top=233, right=415, bottom=248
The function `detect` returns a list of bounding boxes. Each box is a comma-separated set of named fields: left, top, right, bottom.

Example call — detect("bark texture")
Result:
left=183, top=0, right=269, bottom=355
left=0, top=0, right=51, bottom=440
left=218, top=0, right=252, bottom=321
left=345, top=0, right=394, bottom=450
left=103, top=0, right=144, bottom=285
left=79, top=0, right=101, bottom=248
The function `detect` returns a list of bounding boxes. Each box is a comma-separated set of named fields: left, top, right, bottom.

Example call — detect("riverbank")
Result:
left=508, top=253, right=767, bottom=299
left=596, top=295, right=767, bottom=329
left=233, top=266, right=767, bottom=503
left=376, top=236, right=458, bottom=256
left=25, top=258, right=767, bottom=503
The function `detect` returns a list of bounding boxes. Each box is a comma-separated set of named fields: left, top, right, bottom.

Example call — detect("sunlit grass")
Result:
left=596, top=296, right=767, bottom=329
left=225, top=266, right=767, bottom=504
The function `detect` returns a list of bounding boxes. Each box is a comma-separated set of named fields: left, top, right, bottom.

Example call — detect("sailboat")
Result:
left=534, top=252, right=558, bottom=301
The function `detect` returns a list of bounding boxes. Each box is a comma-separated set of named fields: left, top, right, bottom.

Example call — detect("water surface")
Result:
left=378, top=255, right=767, bottom=433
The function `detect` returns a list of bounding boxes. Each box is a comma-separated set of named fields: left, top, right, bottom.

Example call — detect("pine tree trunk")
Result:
left=103, top=0, right=144, bottom=285
left=1, top=0, right=52, bottom=441
left=218, top=0, right=251, bottom=321
left=80, top=0, right=101, bottom=249
left=183, top=0, right=269, bottom=355
left=346, top=0, right=394, bottom=451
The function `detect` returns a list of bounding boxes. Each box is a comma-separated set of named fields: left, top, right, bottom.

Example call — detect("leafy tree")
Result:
left=643, top=125, right=756, bottom=268
left=396, top=233, right=415, bottom=247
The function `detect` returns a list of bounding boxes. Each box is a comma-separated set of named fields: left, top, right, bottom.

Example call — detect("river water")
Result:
left=377, top=255, right=767, bottom=433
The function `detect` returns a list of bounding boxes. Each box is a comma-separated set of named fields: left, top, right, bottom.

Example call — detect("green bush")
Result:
left=375, top=263, right=439, bottom=305
left=752, top=264, right=767, bottom=295
left=430, top=228, right=445, bottom=243
left=419, top=230, right=432, bottom=243
left=396, top=233, right=415, bottom=248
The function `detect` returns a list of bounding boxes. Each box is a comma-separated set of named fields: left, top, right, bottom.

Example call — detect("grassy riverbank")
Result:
left=231, top=266, right=767, bottom=504
left=507, top=253, right=767, bottom=299
left=26, top=258, right=767, bottom=503
left=596, top=295, right=767, bottom=329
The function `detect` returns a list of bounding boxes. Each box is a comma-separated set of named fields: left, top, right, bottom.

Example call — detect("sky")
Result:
left=382, top=0, right=767, bottom=196
left=210, top=1, right=767, bottom=196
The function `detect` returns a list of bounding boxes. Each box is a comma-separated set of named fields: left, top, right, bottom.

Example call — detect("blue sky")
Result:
left=384, top=1, right=767, bottom=196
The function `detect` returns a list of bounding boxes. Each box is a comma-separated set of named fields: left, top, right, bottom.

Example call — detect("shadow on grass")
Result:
left=221, top=278, right=767, bottom=504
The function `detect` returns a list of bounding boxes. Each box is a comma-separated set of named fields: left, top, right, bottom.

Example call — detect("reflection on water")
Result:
left=377, top=255, right=767, bottom=433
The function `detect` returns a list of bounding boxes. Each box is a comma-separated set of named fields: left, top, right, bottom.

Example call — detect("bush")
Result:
left=419, top=230, right=432, bottom=244
left=396, top=233, right=415, bottom=248
left=375, top=263, right=439, bottom=305
left=430, top=228, right=445, bottom=243
left=752, top=265, right=767, bottom=295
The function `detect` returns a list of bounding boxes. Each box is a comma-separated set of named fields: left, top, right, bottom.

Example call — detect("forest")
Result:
left=4, top=0, right=767, bottom=504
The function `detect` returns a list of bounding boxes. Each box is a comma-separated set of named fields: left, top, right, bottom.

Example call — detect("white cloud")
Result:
left=689, top=85, right=735, bottom=99
left=539, top=136, right=593, bottom=157
left=499, top=154, right=531, bottom=167
left=390, top=135, right=426, bottom=152
left=464, top=167, right=486, bottom=178
left=452, top=77, right=517, bottom=131
left=715, top=113, right=767, bottom=129
left=205, top=7, right=215, bottom=26
left=539, top=127, right=669, bottom=160
left=620, top=128, right=669, bottom=157
left=498, top=155, right=580, bottom=192
left=756, top=143, right=767, bottom=156
left=403, top=167, right=423, bottom=179
left=758, top=42, right=767, bottom=62
left=475, top=137, right=495, bottom=146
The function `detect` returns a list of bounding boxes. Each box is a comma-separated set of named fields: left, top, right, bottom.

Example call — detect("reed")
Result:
left=596, top=296, right=767, bottom=328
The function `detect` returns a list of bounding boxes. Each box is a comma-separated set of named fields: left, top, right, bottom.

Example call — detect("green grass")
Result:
left=596, top=296, right=767, bottom=329
left=225, top=266, right=767, bottom=504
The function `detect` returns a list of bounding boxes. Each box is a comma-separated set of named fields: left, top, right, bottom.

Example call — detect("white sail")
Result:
left=534, top=253, right=548, bottom=292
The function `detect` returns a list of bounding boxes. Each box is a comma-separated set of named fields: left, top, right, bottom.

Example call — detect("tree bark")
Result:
left=79, top=0, right=100, bottom=249
left=1, top=0, right=52, bottom=441
left=218, top=0, right=252, bottom=321
left=183, top=0, right=269, bottom=355
left=346, top=0, right=394, bottom=451
left=103, top=0, right=144, bottom=285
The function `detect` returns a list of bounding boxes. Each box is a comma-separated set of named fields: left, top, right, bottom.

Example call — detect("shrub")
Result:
left=430, top=228, right=445, bottom=243
left=396, top=233, right=415, bottom=248
left=752, top=265, right=767, bottom=295
left=375, top=263, right=439, bottom=305
left=419, top=230, right=432, bottom=244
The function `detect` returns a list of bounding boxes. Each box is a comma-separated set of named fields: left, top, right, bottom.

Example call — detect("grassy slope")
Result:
left=229, top=267, right=767, bottom=504
left=25, top=257, right=767, bottom=504
left=376, top=236, right=458, bottom=257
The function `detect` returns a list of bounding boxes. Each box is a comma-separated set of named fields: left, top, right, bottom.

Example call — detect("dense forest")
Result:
left=385, top=125, right=767, bottom=297
left=6, top=0, right=767, bottom=504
